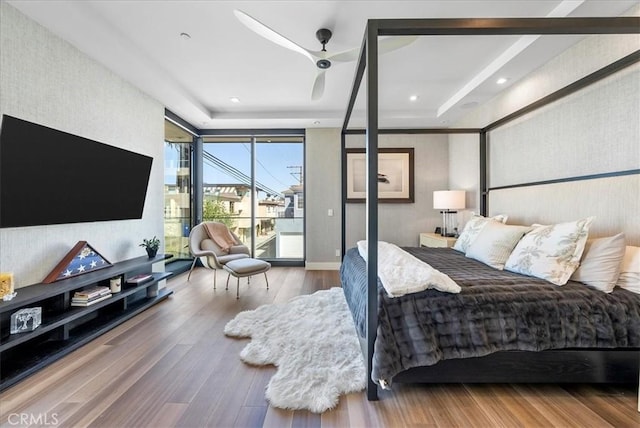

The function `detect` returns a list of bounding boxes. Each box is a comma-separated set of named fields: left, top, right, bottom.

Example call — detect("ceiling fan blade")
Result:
left=311, top=70, right=326, bottom=101
left=326, top=47, right=360, bottom=63
left=327, top=36, right=418, bottom=63
left=378, top=35, right=418, bottom=54
left=234, top=10, right=316, bottom=64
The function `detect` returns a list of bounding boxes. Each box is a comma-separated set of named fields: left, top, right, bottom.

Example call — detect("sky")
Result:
left=165, top=141, right=303, bottom=197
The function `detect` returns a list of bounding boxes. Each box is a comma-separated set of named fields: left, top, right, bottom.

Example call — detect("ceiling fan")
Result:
left=234, top=10, right=417, bottom=100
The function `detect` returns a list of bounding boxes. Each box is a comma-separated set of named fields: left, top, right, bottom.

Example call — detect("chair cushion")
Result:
left=229, top=245, right=250, bottom=256
left=217, top=253, right=250, bottom=264
left=224, top=258, right=271, bottom=277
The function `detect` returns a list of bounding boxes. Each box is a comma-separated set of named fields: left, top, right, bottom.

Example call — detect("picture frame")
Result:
left=42, top=241, right=112, bottom=284
left=346, top=148, right=414, bottom=203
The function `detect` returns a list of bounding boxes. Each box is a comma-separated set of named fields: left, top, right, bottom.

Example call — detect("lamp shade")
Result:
left=433, top=190, right=466, bottom=210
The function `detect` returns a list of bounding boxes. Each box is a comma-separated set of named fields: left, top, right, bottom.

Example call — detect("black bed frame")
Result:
left=340, top=17, right=640, bottom=400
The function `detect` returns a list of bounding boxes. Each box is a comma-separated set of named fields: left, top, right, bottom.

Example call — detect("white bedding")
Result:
left=356, top=240, right=461, bottom=297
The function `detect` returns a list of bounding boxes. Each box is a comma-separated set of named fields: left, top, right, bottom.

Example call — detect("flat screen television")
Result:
left=0, top=115, right=153, bottom=228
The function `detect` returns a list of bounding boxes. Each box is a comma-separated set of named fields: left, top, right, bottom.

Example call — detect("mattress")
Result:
left=340, top=246, right=640, bottom=384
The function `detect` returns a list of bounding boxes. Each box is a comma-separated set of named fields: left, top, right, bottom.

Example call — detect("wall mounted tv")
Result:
left=0, top=115, right=153, bottom=228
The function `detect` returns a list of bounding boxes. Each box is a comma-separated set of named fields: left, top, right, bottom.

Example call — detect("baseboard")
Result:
left=305, top=262, right=341, bottom=271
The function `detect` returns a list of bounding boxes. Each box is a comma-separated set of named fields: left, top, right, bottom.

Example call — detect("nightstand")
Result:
left=419, top=232, right=457, bottom=248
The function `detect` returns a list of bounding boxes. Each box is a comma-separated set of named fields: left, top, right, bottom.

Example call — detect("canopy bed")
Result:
left=339, top=17, right=640, bottom=401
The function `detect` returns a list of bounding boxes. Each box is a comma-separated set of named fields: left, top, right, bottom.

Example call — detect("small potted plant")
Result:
left=140, top=236, right=160, bottom=258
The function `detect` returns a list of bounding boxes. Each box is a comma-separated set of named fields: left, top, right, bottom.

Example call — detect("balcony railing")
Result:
left=165, top=215, right=304, bottom=260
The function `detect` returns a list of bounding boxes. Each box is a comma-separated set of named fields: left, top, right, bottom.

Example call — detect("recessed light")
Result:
left=313, top=120, right=320, bottom=125
left=230, top=97, right=240, bottom=103
left=409, top=95, right=419, bottom=102
left=180, top=32, right=191, bottom=39
left=496, top=77, right=509, bottom=85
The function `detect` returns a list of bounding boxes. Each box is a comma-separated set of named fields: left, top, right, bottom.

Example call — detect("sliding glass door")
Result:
left=255, top=138, right=304, bottom=259
left=202, top=135, right=304, bottom=262
left=164, top=120, right=193, bottom=261
left=201, top=137, right=253, bottom=250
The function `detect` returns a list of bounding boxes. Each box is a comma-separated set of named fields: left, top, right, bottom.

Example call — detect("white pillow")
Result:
left=570, top=233, right=625, bottom=293
left=616, top=245, right=640, bottom=294
left=504, top=217, right=594, bottom=285
left=452, top=214, right=508, bottom=253
left=490, top=214, right=509, bottom=224
left=465, top=222, right=531, bottom=270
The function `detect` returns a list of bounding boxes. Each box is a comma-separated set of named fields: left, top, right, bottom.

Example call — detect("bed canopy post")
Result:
left=340, top=17, right=380, bottom=400
left=480, top=130, right=488, bottom=216
left=365, top=19, right=380, bottom=401
left=341, top=132, right=347, bottom=260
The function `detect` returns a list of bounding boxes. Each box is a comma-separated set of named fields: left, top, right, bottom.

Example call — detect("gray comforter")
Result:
left=340, top=246, right=640, bottom=384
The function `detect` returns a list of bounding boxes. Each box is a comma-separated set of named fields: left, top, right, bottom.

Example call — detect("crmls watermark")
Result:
left=7, top=412, right=59, bottom=426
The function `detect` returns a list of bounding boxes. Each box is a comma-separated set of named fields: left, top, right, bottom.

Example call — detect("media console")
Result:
left=0, top=254, right=173, bottom=391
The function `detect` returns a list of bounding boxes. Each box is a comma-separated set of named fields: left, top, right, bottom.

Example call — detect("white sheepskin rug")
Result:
left=224, top=287, right=366, bottom=413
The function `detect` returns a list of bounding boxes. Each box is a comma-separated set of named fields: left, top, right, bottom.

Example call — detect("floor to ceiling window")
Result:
left=256, top=137, right=304, bottom=259
left=203, top=135, right=304, bottom=262
left=164, top=120, right=193, bottom=261
left=201, top=137, right=253, bottom=249
left=163, top=116, right=304, bottom=265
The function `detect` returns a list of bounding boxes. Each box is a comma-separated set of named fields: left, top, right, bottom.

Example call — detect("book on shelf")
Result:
left=72, top=291, right=111, bottom=302
left=72, top=289, right=111, bottom=301
left=70, top=293, right=112, bottom=307
left=126, top=274, right=153, bottom=284
left=74, top=285, right=110, bottom=299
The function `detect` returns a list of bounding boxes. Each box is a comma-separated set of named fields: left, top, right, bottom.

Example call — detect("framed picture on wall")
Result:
left=346, top=148, right=414, bottom=203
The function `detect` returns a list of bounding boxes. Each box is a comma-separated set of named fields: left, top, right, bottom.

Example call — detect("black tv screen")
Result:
left=0, top=115, right=153, bottom=228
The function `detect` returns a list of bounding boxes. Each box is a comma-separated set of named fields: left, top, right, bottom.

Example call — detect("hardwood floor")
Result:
left=1, top=267, right=638, bottom=427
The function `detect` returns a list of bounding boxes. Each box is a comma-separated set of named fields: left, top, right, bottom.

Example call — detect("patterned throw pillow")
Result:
left=452, top=214, right=508, bottom=253
left=504, top=217, right=594, bottom=285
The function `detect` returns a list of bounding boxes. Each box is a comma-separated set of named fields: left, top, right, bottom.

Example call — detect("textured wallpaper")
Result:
left=0, top=3, right=165, bottom=288
left=344, top=133, right=450, bottom=249
left=490, top=175, right=640, bottom=245
left=488, top=65, right=639, bottom=187
left=449, top=22, right=639, bottom=244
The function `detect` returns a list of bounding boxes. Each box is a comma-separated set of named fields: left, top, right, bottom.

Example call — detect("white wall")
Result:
left=305, top=130, right=450, bottom=267
left=448, top=133, right=480, bottom=226
left=305, top=128, right=342, bottom=269
left=345, top=133, right=449, bottom=249
left=0, top=3, right=165, bottom=288
left=449, top=22, right=640, bottom=237
left=488, top=64, right=639, bottom=187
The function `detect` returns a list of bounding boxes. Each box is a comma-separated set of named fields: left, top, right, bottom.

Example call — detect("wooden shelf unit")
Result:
left=0, top=254, right=173, bottom=391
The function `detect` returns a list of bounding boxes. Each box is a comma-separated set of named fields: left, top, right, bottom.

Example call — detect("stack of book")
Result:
left=71, top=286, right=112, bottom=307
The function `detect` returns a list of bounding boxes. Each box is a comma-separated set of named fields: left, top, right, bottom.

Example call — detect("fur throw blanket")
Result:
left=357, top=240, right=460, bottom=296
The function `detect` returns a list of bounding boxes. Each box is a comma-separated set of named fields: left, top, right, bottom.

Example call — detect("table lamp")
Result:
left=433, top=190, right=466, bottom=237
